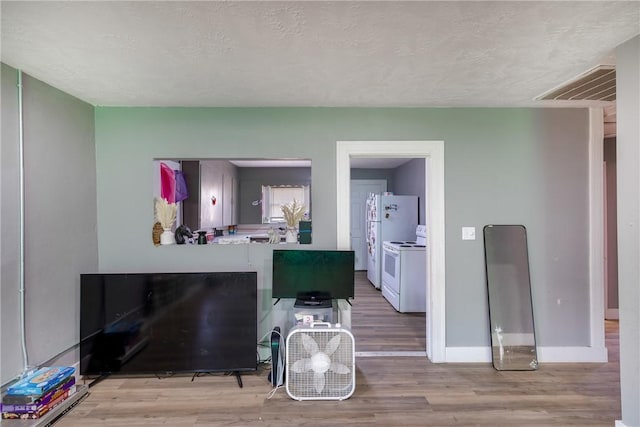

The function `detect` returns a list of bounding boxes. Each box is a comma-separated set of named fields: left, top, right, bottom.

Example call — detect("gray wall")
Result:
left=95, top=107, right=591, bottom=349
left=1, top=63, right=23, bottom=383
left=350, top=168, right=395, bottom=188
left=616, top=35, right=639, bottom=427
left=393, top=158, right=426, bottom=224
left=0, top=66, right=98, bottom=385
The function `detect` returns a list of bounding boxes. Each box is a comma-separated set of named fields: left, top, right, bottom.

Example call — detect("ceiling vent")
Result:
left=537, top=65, right=615, bottom=102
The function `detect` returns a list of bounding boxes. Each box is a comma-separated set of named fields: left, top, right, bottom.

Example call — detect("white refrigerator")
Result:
left=366, top=193, right=419, bottom=289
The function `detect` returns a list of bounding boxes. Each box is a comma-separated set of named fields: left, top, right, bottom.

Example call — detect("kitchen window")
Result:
left=261, top=185, right=310, bottom=224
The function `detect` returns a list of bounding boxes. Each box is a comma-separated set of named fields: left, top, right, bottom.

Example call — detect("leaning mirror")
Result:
left=483, top=225, right=538, bottom=371
left=152, top=158, right=311, bottom=245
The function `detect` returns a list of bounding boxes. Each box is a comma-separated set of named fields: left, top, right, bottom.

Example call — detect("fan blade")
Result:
left=314, top=372, right=325, bottom=393
left=291, top=358, right=310, bottom=373
left=300, top=333, right=319, bottom=355
left=310, top=352, right=331, bottom=374
left=324, top=334, right=341, bottom=355
left=330, top=362, right=351, bottom=375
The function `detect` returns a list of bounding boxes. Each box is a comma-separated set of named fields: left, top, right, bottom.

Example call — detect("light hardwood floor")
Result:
left=351, top=271, right=426, bottom=352
left=58, top=273, right=620, bottom=426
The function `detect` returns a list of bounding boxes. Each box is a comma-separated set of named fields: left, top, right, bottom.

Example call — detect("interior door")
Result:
left=350, top=180, right=386, bottom=270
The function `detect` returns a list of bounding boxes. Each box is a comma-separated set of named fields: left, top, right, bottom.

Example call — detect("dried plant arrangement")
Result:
left=155, top=197, right=177, bottom=229
left=281, top=199, right=306, bottom=228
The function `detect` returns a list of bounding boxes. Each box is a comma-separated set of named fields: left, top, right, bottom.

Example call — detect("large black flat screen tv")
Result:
left=80, top=272, right=257, bottom=376
left=272, top=250, right=355, bottom=300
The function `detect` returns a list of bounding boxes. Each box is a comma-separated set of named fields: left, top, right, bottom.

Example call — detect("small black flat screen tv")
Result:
left=272, top=250, right=355, bottom=300
left=80, top=272, right=257, bottom=376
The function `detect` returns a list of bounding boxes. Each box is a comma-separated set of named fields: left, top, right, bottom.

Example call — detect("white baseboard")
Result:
left=445, top=346, right=608, bottom=363
left=537, top=346, right=608, bottom=363
left=445, top=347, right=492, bottom=363
left=356, top=351, right=427, bottom=358
left=615, top=421, right=628, bottom=427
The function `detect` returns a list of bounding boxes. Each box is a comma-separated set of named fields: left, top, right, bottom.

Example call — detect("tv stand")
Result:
left=190, top=371, right=243, bottom=388
left=234, top=371, right=243, bottom=388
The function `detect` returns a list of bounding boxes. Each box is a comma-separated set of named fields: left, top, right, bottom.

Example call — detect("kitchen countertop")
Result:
left=212, top=233, right=288, bottom=244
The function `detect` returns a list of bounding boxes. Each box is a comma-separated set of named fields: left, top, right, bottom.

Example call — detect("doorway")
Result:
left=350, top=171, right=425, bottom=355
left=336, top=140, right=446, bottom=363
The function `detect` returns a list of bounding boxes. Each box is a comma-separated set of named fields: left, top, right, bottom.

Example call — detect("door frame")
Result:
left=588, top=108, right=606, bottom=356
left=336, top=140, right=446, bottom=363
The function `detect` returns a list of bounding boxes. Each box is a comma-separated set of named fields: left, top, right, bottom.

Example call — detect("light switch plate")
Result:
left=462, top=227, right=476, bottom=240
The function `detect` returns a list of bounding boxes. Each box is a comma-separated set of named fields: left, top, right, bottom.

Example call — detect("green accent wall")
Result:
left=95, top=107, right=590, bottom=349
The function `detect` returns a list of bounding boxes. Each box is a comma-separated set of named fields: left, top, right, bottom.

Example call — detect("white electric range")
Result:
left=380, top=225, right=427, bottom=313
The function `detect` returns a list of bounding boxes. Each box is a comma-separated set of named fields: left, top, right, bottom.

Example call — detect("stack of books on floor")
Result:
left=1, top=366, right=76, bottom=420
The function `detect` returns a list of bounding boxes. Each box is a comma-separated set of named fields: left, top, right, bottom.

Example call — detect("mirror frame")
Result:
left=483, top=224, right=538, bottom=371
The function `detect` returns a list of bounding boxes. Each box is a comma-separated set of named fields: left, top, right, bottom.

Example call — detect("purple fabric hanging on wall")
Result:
left=174, top=170, right=189, bottom=202
left=160, top=162, right=176, bottom=203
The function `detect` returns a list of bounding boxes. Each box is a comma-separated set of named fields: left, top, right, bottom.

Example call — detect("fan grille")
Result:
left=286, top=325, right=355, bottom=400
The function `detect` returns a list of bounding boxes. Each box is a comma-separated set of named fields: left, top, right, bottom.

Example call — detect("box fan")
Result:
left=285, top=322, right=355, bottom=400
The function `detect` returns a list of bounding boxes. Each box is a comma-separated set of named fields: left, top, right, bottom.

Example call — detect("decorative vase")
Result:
left=160, top=228, right=175, bottom=245
left=285, top=227, right=298, bottom=243
left=152, top=222, right=163, bottom=246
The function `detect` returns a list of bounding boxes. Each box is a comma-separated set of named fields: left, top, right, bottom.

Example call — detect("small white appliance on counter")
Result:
left=381, top=225, right=427, bottom=313
left=366, top=193, right=418, bottom=289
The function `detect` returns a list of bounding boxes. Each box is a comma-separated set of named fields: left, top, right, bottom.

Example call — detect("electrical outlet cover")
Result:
left=462, top=227, right=476, bottom=240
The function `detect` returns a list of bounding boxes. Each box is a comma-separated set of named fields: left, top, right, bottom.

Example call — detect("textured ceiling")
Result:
left=1, top=1, right=638, bottom=107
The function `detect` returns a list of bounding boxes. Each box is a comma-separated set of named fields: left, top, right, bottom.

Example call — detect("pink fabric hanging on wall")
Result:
left=160, top=162, right=176, bottom=203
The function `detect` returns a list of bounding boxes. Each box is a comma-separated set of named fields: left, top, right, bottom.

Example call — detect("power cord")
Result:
left=257, top=327, right=285, bottom=399
left=267, top=384, right=283, bottom=400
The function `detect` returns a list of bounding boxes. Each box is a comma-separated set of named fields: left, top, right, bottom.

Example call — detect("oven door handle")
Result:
left=384, top=246, right=400, bottom=255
